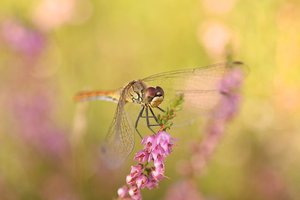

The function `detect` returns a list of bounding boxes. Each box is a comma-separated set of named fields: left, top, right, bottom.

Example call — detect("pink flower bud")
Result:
left=136, top=174, right=148, bottom=189
left=117, top=186, right=129, bottom=198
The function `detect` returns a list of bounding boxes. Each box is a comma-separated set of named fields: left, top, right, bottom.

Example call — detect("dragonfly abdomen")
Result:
left=74, top=90, right=119, bottom=103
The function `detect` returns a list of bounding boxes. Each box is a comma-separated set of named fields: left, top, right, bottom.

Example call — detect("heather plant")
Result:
left=117, top=95, right=183, bottom=200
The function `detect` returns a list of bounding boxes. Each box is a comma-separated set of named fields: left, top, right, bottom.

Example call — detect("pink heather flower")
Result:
left=145, top=173, right=159, bottom=189
left=136, top=175, right=148, bottom=189
left=118, top=186, right=129, bottom=198
left=151, top=149, right=161, bottom=161
left=126, top=165, right=143, bottom=185
left=118, top=131, right=175, bottom=200
left=128, top=186, right=141, bottom=200
left=130, top=165, right=143, bottom=177
left=151, top=165, right=165, bottom=181
left=153, top=157, right=164, bottom=168
left=134, top=151, right=149, bottom=163
left=142, top=135, right=157, bottom=152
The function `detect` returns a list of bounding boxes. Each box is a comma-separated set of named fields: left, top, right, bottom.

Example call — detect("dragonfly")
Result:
left=75, top=61, right=244, bottom=168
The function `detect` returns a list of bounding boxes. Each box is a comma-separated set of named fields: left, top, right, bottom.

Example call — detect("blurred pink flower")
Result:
left=252, top=168, right=291, bottom=200
left=0, top=19, right=46, bottom=57
left=202, top=0, right=237, bottom=14
left=191, top=67, right=244, bottom=173
left=32, top=0, right=92, bottom=30
left=42, top=173, right=79, bottom=200
left=118, top=131, right=175, bottom=200
left=216, top=68, right=244, bottom=119
left=198, top=22, right=232, bottom=58
left=0, top=176, right=18, bottom=200
left=32, top=0, right=76, bottom=30
left=11, top=91, right=69, bottom=158
left=166, top=66, right=245, bottom=199
left=1, top=18, right=68, bottom=158
left=164, top=179, right=203, bottom=200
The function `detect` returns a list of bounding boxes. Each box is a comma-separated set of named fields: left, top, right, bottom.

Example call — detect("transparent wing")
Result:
left=142, top=61, right=245, bottom=113
left=100, top=85, right=135, bottom=169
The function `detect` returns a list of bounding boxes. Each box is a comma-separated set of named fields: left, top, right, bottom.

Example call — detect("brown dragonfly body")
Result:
left=75, top=80, right=165, bottom=136
left=75, top=61, right=245, bottom=168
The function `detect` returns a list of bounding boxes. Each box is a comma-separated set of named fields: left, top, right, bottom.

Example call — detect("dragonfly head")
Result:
left=144, top=86, right=164, bottom=107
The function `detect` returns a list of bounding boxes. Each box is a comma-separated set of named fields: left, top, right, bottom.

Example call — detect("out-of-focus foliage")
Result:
left=0, top=0, right=300, bottom=199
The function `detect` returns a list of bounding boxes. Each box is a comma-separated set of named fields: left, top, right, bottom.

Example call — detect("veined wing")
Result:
left=141, top=61, right=245, bottom=113
left=100, top=84, right=135, bottom=169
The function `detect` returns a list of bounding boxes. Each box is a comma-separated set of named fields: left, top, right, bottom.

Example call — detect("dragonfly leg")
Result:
left=145, top=106, right=156, bottom=133
left=149, top=107, right=159, bottom=124
left=135, top=106, right=145, bottom=139
left=157, top=106, right=165, bottom=112
left=136, top=129, right=143, bottom=139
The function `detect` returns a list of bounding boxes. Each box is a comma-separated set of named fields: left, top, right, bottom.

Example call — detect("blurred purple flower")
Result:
left=0, top=19, right=46, bottom=57
left=41, top=173, right=79, bottom=200
left=164, top=179, right=203, bottom=200
left=165, top=67, right=245, bottom=200
left=11, top=91, right=68, bottom=158
left=191, top=67, right=244, bottom=173
left=118, top=131, right=175, bottom=200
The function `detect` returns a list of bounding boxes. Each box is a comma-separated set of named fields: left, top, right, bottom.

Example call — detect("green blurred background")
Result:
left=0, top=0, right=300, bottom=199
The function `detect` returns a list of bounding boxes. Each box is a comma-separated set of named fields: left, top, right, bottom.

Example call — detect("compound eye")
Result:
left=155, top=86, right=164, bottom=97
left=145, top=87, right=156, bottom=98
